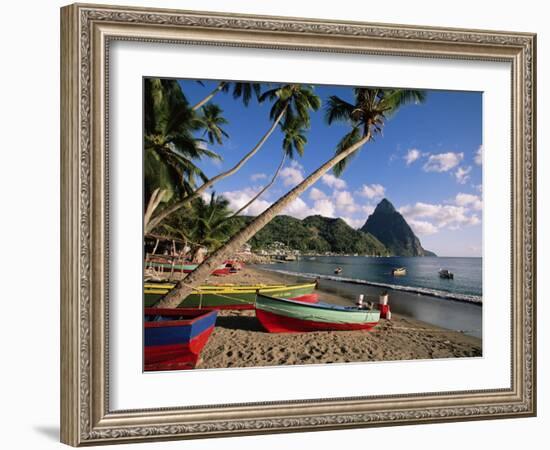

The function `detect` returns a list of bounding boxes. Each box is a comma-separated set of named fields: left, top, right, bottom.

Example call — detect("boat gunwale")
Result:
left=144, top=308, right=218, bottom=328
left=144, top=282, right=317, bottom=296
left=256, top=293, right=381, bottom=316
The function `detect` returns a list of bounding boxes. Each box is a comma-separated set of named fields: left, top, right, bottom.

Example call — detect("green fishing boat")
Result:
left=144, top=281, right=318, bottom=309
left=256, top=294, right=381, bottom=332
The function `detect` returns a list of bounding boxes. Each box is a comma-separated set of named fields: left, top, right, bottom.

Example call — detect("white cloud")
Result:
left=312, top=198, right=336, bottom=217
left=423, top=152, right=464, bottom=172
left=321, top=173, right=347, bottom=190
left=282, top=197, right=315, bottom=219
left=221, top=188, right=271, bottom=216
left=400, top=202, right=481, bottom=231
left=362, top=204, right=375, bottom=216
left=455, top=193, right=483, bottom=211
left=280, top=161, right=304, bottom=187
left=333, top=190, right=358, bottom=214
left=408, top=219, right=438, bottom=236
left=475, top=145, right=483, bottom=165
left=455, top=166, right=472, bottom=184
left=250, top=173, right=267, bottom=182
left=404, top=148, right=422, bottom=165
left=309, top=187, right=327, bottom=201
left=358, top=183, right=386, bottom=200
left=341, top=216, right=364, bottom=229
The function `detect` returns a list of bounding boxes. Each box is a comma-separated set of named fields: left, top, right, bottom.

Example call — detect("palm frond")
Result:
left=332, top=126, right=362, bottom=177
left=325, top=96, right=355, bottom=124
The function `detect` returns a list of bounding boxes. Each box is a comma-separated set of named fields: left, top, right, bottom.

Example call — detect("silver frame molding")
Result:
left=60, top=3, right=536, bottom=446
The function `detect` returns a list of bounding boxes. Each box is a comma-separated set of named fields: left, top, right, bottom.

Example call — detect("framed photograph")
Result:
left=60, top=3, right=536, bottom=446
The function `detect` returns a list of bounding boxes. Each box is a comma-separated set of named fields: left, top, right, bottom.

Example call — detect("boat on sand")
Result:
left=255, top=294, right=380, bottom=333
left=144, top=308, right=217, bottom=371
left=144, top=281, right=318, bottom=309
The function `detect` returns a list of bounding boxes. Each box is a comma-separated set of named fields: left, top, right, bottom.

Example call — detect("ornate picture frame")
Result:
left=60, top=3, right=536, bottom=446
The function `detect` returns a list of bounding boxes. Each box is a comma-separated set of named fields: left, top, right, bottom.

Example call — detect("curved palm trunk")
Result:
left=143, top=188, right=166, bottom=232
left=191, top=81, right=226, bottom=111
left=230, top=153, right=286, bottom=218
left=154, top=132, right=371, bottom=308
left=145, top=104, right=289, bottom=234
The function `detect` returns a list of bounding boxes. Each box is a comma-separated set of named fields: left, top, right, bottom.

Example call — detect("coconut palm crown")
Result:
left=326, top=88, right=426, bottom=176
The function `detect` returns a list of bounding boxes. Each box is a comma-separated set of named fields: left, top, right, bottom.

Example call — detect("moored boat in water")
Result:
left=144, top=308, right=218, bottom=371
left=391, top=267, right=407, bottom=276
left=255, top=294, right=380, bottom=333
left=439, top=269, right=454, bottom=279
left=144, top=281, right=318, bottom=309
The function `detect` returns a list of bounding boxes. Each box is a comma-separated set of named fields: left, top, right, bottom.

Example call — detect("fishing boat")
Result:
left=146, top=261, right=231, bottom=276
left=255, top=294, right=380, bottom=333
left=391, top=267, right=407, bottom=276
left=143, top=281, right=318, bottom=309
left=144, top=308, right=217, bottom=371
left=439, top=269, right=454, bottom=279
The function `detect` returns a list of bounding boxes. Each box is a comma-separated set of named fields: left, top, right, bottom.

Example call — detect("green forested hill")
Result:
left=234, top=215, right=390, bottom=255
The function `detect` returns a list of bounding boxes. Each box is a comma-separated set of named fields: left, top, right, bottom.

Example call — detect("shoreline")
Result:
left=258, top=265, right=482, bottom=305
left=196, top=266, right=482, bottom=369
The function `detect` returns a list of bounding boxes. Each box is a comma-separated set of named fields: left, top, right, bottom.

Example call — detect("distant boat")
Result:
left=439, top=269, right=454, bottom=279
left=143, top=281, right=318, bottom=309
left=144, top=308, right=217, bottom=371
left=255, top=294, right=381, bottom=333
left=334, top=267, right=343, bottom=274
left=391, top=267, right=407, bottom=276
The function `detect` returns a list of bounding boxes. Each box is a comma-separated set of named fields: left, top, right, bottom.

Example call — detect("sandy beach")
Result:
left=191, top=266, right=482, bottom=369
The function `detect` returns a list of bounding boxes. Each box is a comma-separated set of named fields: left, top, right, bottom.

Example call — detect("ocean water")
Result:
left=257, top=256, right=483, bottom=338
left=259, top=256, right=482, bottom=303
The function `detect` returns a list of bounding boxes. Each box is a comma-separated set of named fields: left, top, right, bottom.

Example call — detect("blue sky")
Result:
left=176, top=79, right=483, bottom=257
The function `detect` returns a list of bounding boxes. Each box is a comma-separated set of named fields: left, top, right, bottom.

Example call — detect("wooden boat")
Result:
left=439, top=269, right=454, bottom=279
left=255, top=294, right=380, bottom=333
left=146, top=261, right=230, bottom=276
left=391, top=267, right=407, bottom=276
left=143, top=281, right=318, bottom=309
left=144, top=308, right=217, bottom=371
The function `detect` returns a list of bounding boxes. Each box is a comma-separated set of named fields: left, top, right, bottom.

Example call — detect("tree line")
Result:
left=144, top=78, right=426, bottom=308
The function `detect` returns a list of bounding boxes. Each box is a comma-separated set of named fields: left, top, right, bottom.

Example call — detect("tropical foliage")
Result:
left=145, top=82, right=320, bottom=234
left=158, top=193, right=240, bottom=259
left=156, top=86, right=426, bottom=308
left=234, top=215, right=389, bottom=256
left=144, top=79, right=221, bottom=205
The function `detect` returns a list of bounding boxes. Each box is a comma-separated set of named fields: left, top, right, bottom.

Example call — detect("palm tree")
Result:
left=145, top=84, right=321, bottom=234
left=199, top=104, right=230, bottom=145
left=160, top=193, right=238, bottom=260
left=191, top=81, right=262, bottom=111
left=154, top=87, right=426, bottom=308
left=144, top=79, right=221, bottom=207
left=230, top=117, right=308, bottom=217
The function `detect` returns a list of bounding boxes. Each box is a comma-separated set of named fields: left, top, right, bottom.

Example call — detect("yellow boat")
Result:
left=144, top=281, right=318, bottom=309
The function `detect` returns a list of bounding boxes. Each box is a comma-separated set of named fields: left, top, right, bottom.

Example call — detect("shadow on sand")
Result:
left=214, top=315, right=264, bottom=332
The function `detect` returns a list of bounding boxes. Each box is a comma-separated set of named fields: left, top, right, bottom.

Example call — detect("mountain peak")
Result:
left=374, top=198, right=396, bottom=213
left=361, top=198, right=436, bottom=257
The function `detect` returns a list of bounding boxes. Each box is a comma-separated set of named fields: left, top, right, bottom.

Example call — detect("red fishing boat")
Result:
left=255, top=294, right=380, bottom=333
left=144, top=308, right=217, bottom=371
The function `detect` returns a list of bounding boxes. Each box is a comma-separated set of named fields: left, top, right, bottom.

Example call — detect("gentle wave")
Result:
left=261, top=268, right=483, bottom=305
